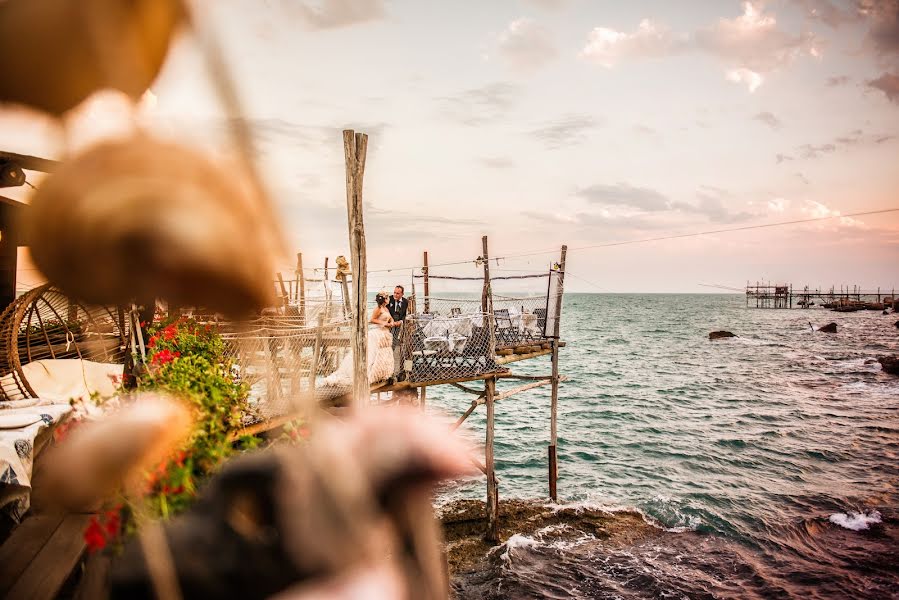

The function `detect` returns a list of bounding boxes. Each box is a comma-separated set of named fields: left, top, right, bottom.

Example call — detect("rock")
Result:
left=864, top=359, right=878, bottom=365
left=884, top=310, right=889, bottom=315
left=709, top=331, right=736, bottom=340
left=878, top=356, right=899, bottom=376
left=895, top=320, right=899, bottom=329
left=818, top=323, right=838, bottom=333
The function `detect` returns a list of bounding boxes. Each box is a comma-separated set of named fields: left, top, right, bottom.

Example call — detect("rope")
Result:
left=364, top=206, right=899, bottom=274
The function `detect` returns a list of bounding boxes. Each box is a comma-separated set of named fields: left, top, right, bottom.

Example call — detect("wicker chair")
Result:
left=0, top=284, right=128, bottom=402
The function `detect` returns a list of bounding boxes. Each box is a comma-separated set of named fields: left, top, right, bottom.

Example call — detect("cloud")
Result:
left=521, top=0, right=568, bottom=10
left=799, top=142, right=838, bottom=158
left=438, top=83, right=520, bottom=126
left=673, top=185, right=756, bottom=223
left=787, top=128, right=896, bottom=160
left=367, top=206, right=486, bottom=241
left=496, top=18, right=558, bottom=73
left=776, top=153, right=794, bottom=163
left=576, top=182, right=670, bottom=211
left=826, top=74, right=852, bottom=86
left=868, top=72, right=899, bottom=102
left=633, top=124, right=657, bottom=135
left=580, top=19, right=684, bottom=67
left=696, top=2, right=819, bottom=89
left=861, top=0, right=899, bottom=56
left=790, top=0, right=859, bottom=27
left=581, top=3, right=819, bottom=91
left=726, top=68, right=764, bottom=92
left=287, top=0, right=386, bottom=29
left=529, top=114, right=602, bottom=148
left=478, top=157, right=516, bottom=169
left=753, top=111, right=783, bottom=129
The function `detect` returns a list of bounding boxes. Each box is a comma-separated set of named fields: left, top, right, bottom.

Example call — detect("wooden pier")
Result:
left=746, top=281, right=897, bottom=310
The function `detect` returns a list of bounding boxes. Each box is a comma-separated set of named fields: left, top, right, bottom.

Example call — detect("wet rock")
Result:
left=818, top=323, right=838, bottom=333
left=709, top=331, right=736, bottom=340
left=878, top=356, right=899, bottom=376
left=895, top=320, right=899, bottom=329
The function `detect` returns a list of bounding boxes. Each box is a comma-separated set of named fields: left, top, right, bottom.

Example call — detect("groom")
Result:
left=387, top=286, right=408, bottom=376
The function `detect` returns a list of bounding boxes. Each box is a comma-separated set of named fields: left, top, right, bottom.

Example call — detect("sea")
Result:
left=426, top=294, right=899, bottom=599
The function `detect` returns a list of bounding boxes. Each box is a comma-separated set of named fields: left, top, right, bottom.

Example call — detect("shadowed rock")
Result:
left=709, top=331, right=736, bottom=340
left=818, top=323, right=838, bottom=333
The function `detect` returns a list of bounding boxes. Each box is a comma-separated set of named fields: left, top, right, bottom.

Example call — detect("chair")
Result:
left=534, top=307, right=547, bottom=336
left=493, top=309, right=519, bottom=346
left=450, top=307, right=461, bottom=317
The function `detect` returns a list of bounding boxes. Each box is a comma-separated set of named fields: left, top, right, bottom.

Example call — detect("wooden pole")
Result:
left=420, top=385, right=426, bottom=411
left=549, top=244, right=567, bottom=502
left=485, top=375, right=498, bottom=543
left=481, top=237, right=490, bottom=314
left=343, top=130, right=369, bottom=409
left=423, top=251, right=430, bottom=314
left=276, top=272, right=289, bottom=308
left=297, top=252, right=306, bottom=324
left=309, top=314, right=324, bottom=400
left=339, top=273, right=351, bottom=321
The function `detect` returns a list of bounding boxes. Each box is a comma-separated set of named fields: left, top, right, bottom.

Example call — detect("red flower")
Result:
left=104, top=509, right=121, bottom=537
left=162, top=325, right=178, bottom=341
left=147, top=335, right=158, bottom=348
left=150, top=349, right=180, bottom=366
left=84, top=517, right=106, bottom=552
left=298, top=427, right=310, bottom=439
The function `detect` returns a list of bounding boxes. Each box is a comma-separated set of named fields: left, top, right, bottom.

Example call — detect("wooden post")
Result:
left=485, top=376, right=498, bottom=543
left=309, top=314, right=324, bottom=400
left=0, top=206, right=17, bottom=312
left=481, top=237, right=490, bottom=314
left=339, top=273, right=351, bottom=320
left=343, top=130, right=369, bottom=409
left=423, top=251, right=430, bottom=314
left=420, top=385, right=427, bottom=411
left=276, top=272, right=289, bottom=308
left=548, top=245, right=567, bottom=502
left=297, top=252, right=306, bottom=324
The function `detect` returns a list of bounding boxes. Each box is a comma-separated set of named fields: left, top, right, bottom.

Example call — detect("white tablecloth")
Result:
left=0, top=400, right=72, bottom=520
left=422, top=315, right=476, bottom=339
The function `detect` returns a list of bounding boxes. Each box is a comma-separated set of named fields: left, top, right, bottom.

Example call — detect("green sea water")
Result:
left=431, top=294, right=899, bottom=598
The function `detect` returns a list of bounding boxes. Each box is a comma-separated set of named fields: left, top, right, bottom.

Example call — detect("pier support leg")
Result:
left=485, top=376, right=498, bottom=543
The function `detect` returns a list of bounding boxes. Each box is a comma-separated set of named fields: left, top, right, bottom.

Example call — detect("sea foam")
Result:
left=828, top=510, right=882, bottom=531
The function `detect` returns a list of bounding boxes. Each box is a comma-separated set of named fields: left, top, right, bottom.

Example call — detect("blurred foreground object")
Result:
left=41, top=393, right=192, bottom=511
left=109, top=407, right=477, bottom=600
left=0, top=0, right=184, bottom=115
left=25, top=137, right=278, bottom=316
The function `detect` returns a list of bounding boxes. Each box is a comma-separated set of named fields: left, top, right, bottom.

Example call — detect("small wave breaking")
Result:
left=828, top=510, right=882, bottom=531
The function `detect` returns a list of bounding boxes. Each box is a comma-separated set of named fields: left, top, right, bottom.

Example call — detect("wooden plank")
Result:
left=375, top=370, right=513, bottom=393
left=496, top=348, right=552, bottom=364
left=0, top=513, right=65, bottom=596
left=74, top=551, right=111, bottom=600
left=7, top=513, right=91, bottom=600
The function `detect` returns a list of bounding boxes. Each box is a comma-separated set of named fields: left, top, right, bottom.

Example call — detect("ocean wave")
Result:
left=828, top=510, right=882, bottom=531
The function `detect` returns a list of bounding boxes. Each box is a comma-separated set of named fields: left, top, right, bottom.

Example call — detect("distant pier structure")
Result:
left=746, top=282, right=897, bottom=309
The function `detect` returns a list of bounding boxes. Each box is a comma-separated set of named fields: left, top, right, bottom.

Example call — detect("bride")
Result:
left=322, top=291, right=396, bottom=386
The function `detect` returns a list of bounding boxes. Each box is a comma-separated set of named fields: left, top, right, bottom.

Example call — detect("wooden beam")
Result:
left=450, top=381, right=483, bottom=395
left=452, top=396, right=485, bottom=431
left=0, top=150, right=59, bottom=173
left=496, top=377, right=557, bottom=401
left=296, top=252, right=306, bottom=324
left=343, top=130, right=369, bottom=409
left=484, top=376, right=498, bottom=543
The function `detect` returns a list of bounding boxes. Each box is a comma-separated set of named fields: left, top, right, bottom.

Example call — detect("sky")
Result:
left=2, top=0, right=898, bottom=293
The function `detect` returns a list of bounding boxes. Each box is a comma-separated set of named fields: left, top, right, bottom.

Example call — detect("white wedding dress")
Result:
left=322, top=310, right=395, bottom=387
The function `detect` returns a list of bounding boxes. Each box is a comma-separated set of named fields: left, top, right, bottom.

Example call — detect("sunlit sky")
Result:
left=2, top=0, right=898, bottom=293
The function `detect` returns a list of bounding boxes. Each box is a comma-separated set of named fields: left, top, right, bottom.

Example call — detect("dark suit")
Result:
left=387, top=297, right=408, bottom=323
left=387, top=296, right=408, bottom=375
